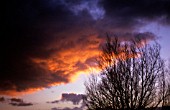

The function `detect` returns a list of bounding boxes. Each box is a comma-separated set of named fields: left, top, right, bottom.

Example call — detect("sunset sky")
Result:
left=1, top=0, right=170, bottom=110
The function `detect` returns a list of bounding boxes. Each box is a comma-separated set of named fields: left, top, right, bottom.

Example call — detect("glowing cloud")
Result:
left=2, top=0, right=166, bottom=96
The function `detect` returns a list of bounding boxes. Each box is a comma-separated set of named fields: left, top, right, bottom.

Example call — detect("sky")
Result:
left=1, top=0, right=170, bottom=110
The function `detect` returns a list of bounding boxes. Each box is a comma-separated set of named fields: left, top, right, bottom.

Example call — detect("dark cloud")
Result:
left=10, top=98, right=23, bottom=103
left=1, top=0, right=100, bottom=95
left=48, top=93, right=85, bottom=105
left=61, top=93, right=85, bottom=105
left=1, top=0, right=163, bottom=95
left=0, top=97, right=34, bottom=106
left=9, top=102, right=33, bottom=106
left=49, top=93, right=86, bottom=110
left=47, top=100, right=60, bottom=104
left=100, top=0, right=170, bottom=25
left=59, top=0, right=105, bottom=20
left=0, top=58, right=69, bottom=93
left=9, top=98, right=33, bottom=106
left=0, top=97, right=5, bottom=102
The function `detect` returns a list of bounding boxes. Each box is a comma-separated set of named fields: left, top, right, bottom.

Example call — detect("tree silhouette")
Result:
left=84, top=37, right=170, bottom=110
left=163, top=60, right=170, bottom=107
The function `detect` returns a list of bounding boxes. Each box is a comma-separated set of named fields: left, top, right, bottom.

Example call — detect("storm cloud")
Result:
left=100, top=0, right=170, bottom=25
left=1, top=0, right=169, bottom=95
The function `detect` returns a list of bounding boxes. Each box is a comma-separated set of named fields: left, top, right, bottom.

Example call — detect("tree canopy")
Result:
left=84, top=37, right=170, bottom=110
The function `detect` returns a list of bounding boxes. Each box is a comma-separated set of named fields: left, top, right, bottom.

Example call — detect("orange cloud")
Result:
left=0, top=31, right=155, bottom=96
left=32, top=34, right=101, bottom=84
left=0, top=88, right=43, bottom=96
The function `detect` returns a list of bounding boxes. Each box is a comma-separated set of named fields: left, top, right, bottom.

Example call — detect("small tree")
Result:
left=84, top=37, right=170, bottom=110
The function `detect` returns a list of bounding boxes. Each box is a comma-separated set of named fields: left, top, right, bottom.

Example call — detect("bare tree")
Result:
left=163, top=60, right=170, bottom=107
left=84, top=37, right=170, bottom=110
